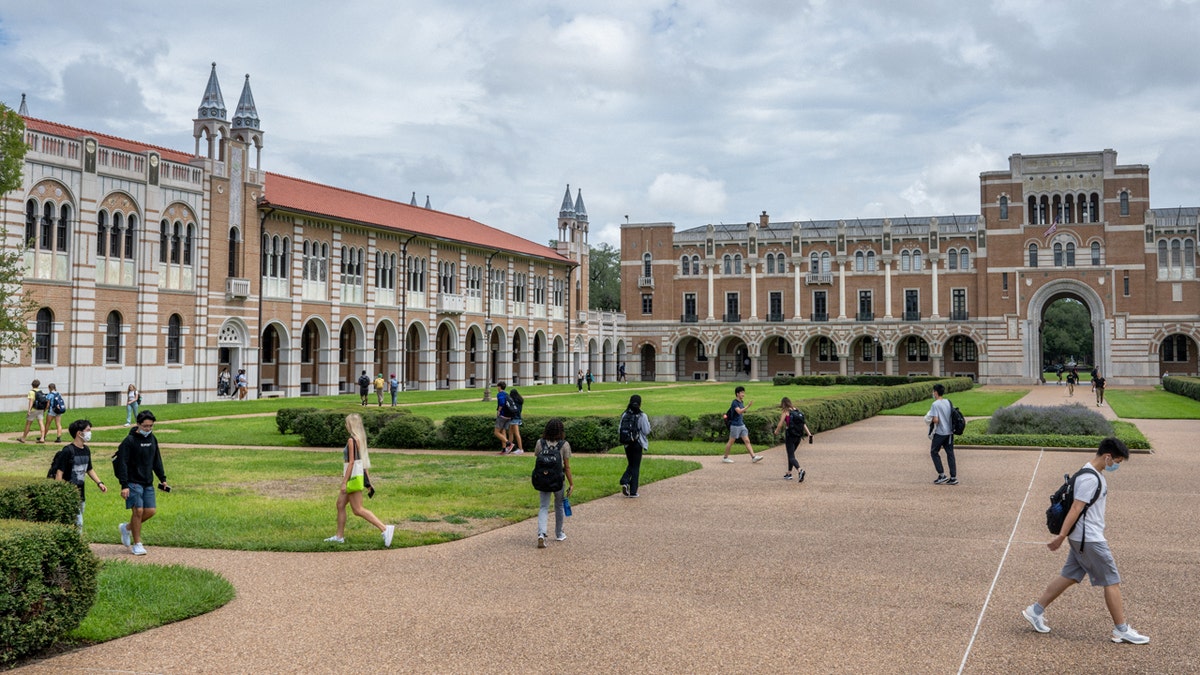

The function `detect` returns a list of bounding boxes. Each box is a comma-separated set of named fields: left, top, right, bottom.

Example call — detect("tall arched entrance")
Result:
left=640, top=344, right=656, bottom=381
left=1025, top=280, right=1106, bottom=383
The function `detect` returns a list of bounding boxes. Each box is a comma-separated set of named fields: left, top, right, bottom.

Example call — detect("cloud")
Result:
left=647, top=173, right=728, bottom=217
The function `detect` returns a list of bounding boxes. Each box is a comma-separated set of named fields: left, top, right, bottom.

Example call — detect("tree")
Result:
left=589, top=242, right=620, bottom=311
left=1043, top=298, right=1093, bottom=365
left=0, top=102, right=33, bottom=363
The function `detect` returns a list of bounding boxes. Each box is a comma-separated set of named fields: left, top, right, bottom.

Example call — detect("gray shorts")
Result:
left=495, top=415, right=511, bottom=431
left=728, top=423, right=749, bottom=441
left=1061, top=539, right=1121, bottom=587
left=26, top=408, right=43, bottom=422
left=125, top=483, right=157, bottom=510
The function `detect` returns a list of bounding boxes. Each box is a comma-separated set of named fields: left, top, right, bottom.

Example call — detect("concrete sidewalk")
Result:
left=16, top=392, right=1200, bottom=673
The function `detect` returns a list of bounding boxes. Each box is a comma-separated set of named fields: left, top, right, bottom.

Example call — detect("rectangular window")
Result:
left=1002, top=272, right=1008, bottom=291
left=861, top=337, right=875, bottom=361
left=952, top=289, right=967, bottom=320
left=818, top=339, right=832, bottom=361
left=725, top=293, right=740, bottom=322
left=683, top=293, right=697, bottom=320
left=812, top=291, right=827, bottom=320
left=904, top=289, right=919, bottom=320
left=1123, top=273, right=1130, bottom=297
left=857, top=290, right=872, bottom=320
left=768, top=291, right=783, bottom=320
left=641, top=293, right=653, bottom=315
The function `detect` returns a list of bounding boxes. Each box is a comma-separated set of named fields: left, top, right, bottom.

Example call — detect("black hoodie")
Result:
left=113, top=426, right=166, bottom=488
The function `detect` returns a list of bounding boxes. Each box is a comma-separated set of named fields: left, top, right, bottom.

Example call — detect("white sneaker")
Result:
left=119, top=522, right=131, bottom=547
left=555, top=533, right=567, bottom=541
left=751, top=455, right=764, bottom=463
left=722, top=457, right=734, bottom=463
left=382, top=525, right=395, bottom=548
left=324, top=535, right=345, bottom=543
left=1022, top=605, right=1050, bottom=633
left=131, top=543, right=147, bottom=556
left=1112, top=626, right=1149, bottom=644
left=511, top=448, right=524, bottom=455
left=537, top=534, right=547, bottom=549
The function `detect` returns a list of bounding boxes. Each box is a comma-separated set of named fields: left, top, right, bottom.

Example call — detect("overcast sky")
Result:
left=3, top=1, right=1200, bottom=248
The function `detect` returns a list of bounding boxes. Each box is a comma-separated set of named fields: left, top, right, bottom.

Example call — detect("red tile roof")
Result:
left=262, top=172, right=569, bottom=263
left=20, top=116, right=571, bottom=264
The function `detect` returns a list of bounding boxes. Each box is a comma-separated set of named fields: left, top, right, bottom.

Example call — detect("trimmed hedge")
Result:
left=960, top=419, right=1150, bottom=450
left=1, top=517, right=100, bottom=665
left=772, top=374, right=948, bottom=386
left=1163, top=375, right=1200, bottom=401
left=987, top=404, right=1113, bottom=436
left=0, top=477, right=80, bottom=525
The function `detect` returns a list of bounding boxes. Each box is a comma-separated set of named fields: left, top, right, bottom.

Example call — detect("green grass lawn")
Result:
left=1104, top=387, right=1200, bottom=418
left=879, top=387, right=1030, bottom=417
left=0, top=446, right=698, bottom=551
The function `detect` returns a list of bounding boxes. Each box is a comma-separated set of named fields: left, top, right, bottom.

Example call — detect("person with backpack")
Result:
left=1066, top=369, right=1077, bottom=397
left=373, top=373, right=385, bottom=406
left=389, top=373, right=400, bottom=407
left=1094, top=371, right=1107, bottom=407
left=585, top=369, right=594, bottom=392
left=1022, top=437, right=1149, bottom=645
left=773, top=397, right=813, bottom=482
left=324, top=413, right=394, bottom=547
left=45, top=383, right=67, bottom=443
left=506, top=388, right=525, bottom=455
left=531, top=418, right=573, bottom=548
left=722, top=386, right=763, bottom=464
left=51, top=419, right=107, bottom=532
left=113, top=410, right=169, bottom=556
left=19, top=379, right=48, bottom=444
left=494, top=382, right=515, bottom=454
left=618, top=394, right=650, bottom=497
left=924, top=383, right=958, bottom=485
left=357, top=370, right=371, bottom=406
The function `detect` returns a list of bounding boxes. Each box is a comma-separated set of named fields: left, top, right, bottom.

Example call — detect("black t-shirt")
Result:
left=1094, top=377, right=1106, bottom=390
left=52, top=444, right=93, bottom=500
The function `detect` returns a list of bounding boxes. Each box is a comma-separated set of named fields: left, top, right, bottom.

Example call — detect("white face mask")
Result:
left=82, top=431, right=92, bottom=443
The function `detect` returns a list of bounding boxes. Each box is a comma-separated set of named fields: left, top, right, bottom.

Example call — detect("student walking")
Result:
left=507, top=388, right=525, bottom=455
left=1066, top=369, right=1077, bottom=397
left=585, top=369, right=594, bottom=391
left=45, top=383, right=66, bottom=443
left=925, top=383, right=958, bottom=485
left=722, top=386, right=762, bottom=463
left=773, top=397, right=812, bottom=482
left=532, top=418, right=574, bottom=548
left=19, top=379, right=47, bottom=444
left=1094, top=372, right=1107, bottom=406
left=494, top=382, right=514, bottom=454
left=325, top=413, right=394, bottom=547
left=51, top=419, right=108, bottom=532
left=389, top=373, right=399, bottom=407
left=236, top=369, right=249, bottom=400
left=619, top=394, right=650, bottom=497
left=576, top=369, right=584, bottom=393
left=373, top=373, right=385, bottom=406
left=617, top=363, right=626, bottom=383
left=1021, top=437, right=1149, bottom=644
left=357, top=370, right=371, bottom=406
left=113, top=410, right=169, bottom=556
left=124, top=383, right=140, bottom=426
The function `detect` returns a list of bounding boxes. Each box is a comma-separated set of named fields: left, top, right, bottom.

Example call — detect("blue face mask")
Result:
left=1104, top=460, right=1120, bottom=473
left=138, top=429, right=153, bottom=437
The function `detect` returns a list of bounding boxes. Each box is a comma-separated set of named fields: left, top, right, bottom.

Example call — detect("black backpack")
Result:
left=531, top=440, right=565, bottom=493
left=786, top=409, right=807, bottom=438
left=33, top=390, right=49, bottom=410
left=1046, top=466, right=1102, bottom=549
left=949, top=402, right=966, bottom=436
left=618, top=411, right=640, bottom=444
left=723, top=403, right=736, bottom=429
left=503, top=396, right=520, bottom=418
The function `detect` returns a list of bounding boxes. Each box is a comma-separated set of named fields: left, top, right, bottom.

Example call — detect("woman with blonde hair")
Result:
left=325, top=413, right=394, bottom=547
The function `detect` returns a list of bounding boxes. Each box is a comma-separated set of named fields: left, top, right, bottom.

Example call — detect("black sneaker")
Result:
left=783, top=473, right=793, bottom=480
left=621, top=483, right=630, bottom=496
left=934, top=475, right=950, bottom=485
left=797, top=469, right=806, bottom=483
left=946, top=477, right=959, bottom=486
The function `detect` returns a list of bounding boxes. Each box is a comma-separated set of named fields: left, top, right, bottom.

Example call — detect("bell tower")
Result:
left=193, top=63, right=230, bottom=161
left=556, top=185, right=590, bottom=314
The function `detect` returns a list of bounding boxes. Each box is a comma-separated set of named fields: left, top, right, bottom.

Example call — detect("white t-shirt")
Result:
left=927, top=398, right=952, bottom=436
left=1068, top=464, right=1107, bottom=544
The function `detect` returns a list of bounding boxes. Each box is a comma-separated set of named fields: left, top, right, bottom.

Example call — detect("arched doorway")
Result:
left=466, top=325, right=483, bottom=388
left=719, top=337, right=750, bottom=380
left=512, top=329, right=525, bottom=385
left=552, top=335, right=565, bottom=384
left=300, top=319, right=324, bottom=396
left=1040, top=297, right=1094, bottom=376
left=261, top=324, right=283, bottom=393
left=897, top=335, right=931, bottom=376
left=806, top=335, right=839, bottom=375
left=675, top=336, right=708, bottom=381
left=945, top=335, right=980, bottom=380
left=760, top=335, right=795, bottom=379
left=404, top=323, right=426, bottom=390
left=338, top=320, right=361, bottom=393
left=1159, top=333, right=1198, bottom=377
left=640, top=343, right=656, bottom=381
left=533, top=331, right=545, bottom=383
left=436, top=322, right=455, bottom=389
left=490, top=327, right=506, bottom=386
left=373, top=323, right=394, bottom=382
left=849, top=335, right=883, bottom=376
left=1026, top=280, right=1105, bottom=383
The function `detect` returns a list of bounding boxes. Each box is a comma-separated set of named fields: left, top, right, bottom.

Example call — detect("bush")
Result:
left=362, top=410, right=412, bottom=437
left=961, top=419, right=1149, bottom=450
left=275, top=407, right=317, bottom=435
left=439, top=415, right=503, bottom=450
left=647, top=415, right=698, bottom=442
left=375, top=414, right=436, bottom=449
left=1163, top=375, right=1200, bottom=401
left=772, top=374, right=947, bottom=386
left=987, top=404, right=1113, bottom=436
left=0, top=520, right=100, bottom=665
left=291, top=412, right=350, bottom=447
left=0, top=478, right=80, bottom=525
left=562, top=417, right=615, bottom=453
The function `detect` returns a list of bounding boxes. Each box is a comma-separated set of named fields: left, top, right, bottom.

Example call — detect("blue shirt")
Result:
left=729, top=398, right=746, bottom=426
left=497, top=391, right=508, bottom=412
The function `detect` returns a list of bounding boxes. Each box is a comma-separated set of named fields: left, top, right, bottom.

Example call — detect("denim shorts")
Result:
left=728, top=423, right=749, bottom=440
left=1061, top=539, right=1121, bottom=587
left=125, top=483, right=157, bottom=509
left=495, top=415, right=511, bottom=430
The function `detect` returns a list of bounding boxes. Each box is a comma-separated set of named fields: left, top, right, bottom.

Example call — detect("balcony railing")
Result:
left=438, top=293, right=466, bottom=314
left=806, top=272, right=833, bottom=285
left=680, top=313, right=699, bottom=323
left=767, top=312, right=785, bottom=322
left=856, top=311, right=874, bottom=322
left=951, top=310, right=970, bottom=321
left=226, top=278, right=251, bottom=298
left=903, top=310, right=921, bottom=321
left=811, top=312, right=829, bottom=322
left=638, top=275, right=654, bottom=288
left=723, top=313, right=741, bottom=323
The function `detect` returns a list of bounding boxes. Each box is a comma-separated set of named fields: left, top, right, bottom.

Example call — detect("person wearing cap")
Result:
left=389, top=373, right=399, bottom=406
left=373, top=373, right=385, bottom=406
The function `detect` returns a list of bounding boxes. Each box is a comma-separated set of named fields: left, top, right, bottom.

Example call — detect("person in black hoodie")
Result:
left=113, top=410, right=169, bottom=556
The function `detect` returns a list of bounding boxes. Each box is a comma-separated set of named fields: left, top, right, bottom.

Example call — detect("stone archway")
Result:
left=1025, top=280, right=1107, bottom=383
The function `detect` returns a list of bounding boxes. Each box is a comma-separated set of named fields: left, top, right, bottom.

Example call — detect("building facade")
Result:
left=620, top=150, right=1198, bottom=385
left=3, top=66, right=622, bottom=410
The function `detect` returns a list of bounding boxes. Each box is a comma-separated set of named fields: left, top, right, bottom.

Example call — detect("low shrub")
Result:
left=562, top=417, right=618, bottom=453
left=275, top=407, right=317, bottom=435
left=0, top=478, right=80, bottom=525
left=375, top=414, right=436, bottom=449
left=773, top=374, right=947, bottom=386
left=987, top=404, right=1113, bottom=436
left=361, top=410, right=413, bottom=437
left=0, top=520, right=100, bottom=665
left=647, top=415, right=698, bottom=442
left=1163, top=375, right=1200, bottom=401
left=961, top=419, right=1149, bottom=450
left=291, top=411, right=350, bottom=447
left=439, top=415, right=503, bottom=450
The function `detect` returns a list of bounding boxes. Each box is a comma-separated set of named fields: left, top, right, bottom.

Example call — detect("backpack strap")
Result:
left=1072, top=466, right=1103, bottom=552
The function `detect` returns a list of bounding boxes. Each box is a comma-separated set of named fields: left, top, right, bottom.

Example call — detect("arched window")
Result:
left=723, top=254, right=732, bottom=275
left=1171, top=239, right=1182, bottom=271
left=691, top=255, right=700, bottom=275
left=1120, top=191, right=1129, bottom=216
left=110, top=212, right=123, bottom=258
left=733, top=254, right=742, bottom=274
left=901, top=250, right=911, bottom=272
left=160, top=220, right=169, bottom=263
left=642, top=252, right=652, bottom=277
left=280, top=237, right=289, bottom=278
left=999, top=196, right=1009, bottom=220
left=947, top=249, right=958, bottom=270
left=766, top=253, right=775, bottom=274
left=680, top=255, right=690, bottom=275
left=170, top=222, right=182, bottom=264
left=124, top=215, right=137, bottom=259
left=105, top=311, right=122, bottom=364
left=1186, top=239, right=1196, bottom=278
left=57, top=205, right=70, bottom=253
left=912, top=250, right=922, bottom=271
left=183, top=224, right=195, bottom=265
left=1053, top=243, right=1063, bottom=266
left=1065, top=242, right=1075, bottom=266
left=1028, top=243, right=1039, bottom=268
left=34, top=307, right=52, bottom=364
left=855, top=251, right=864, bottom=272
left=24, top=200, right=37, bottom=248
left=820, top=251, right=831, bottom=273
left=1091, top=242, right=1101, bottom=266
left=958, top=248, right=968, bottom=271
left=866, top=251, right=876, bottom=272
left=229, top=227, right=240, bottom=277
left=40, top=203, right=53, bottom=250
left=1158, top=239, right=1169, bottom=277
left=97, top=211, right=109, bottom=257
left=167, top=314, right=182, bottom=364
left=809, top=252, right=819, bottom=272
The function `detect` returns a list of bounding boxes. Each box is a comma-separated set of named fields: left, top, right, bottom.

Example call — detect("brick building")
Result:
left=620, top=150, right=1198, bottom=385
left=3, top=65, right=616, bottom=410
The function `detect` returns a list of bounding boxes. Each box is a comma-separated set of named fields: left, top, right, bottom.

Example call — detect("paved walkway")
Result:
left=16, top=386, right=1200, bottom=673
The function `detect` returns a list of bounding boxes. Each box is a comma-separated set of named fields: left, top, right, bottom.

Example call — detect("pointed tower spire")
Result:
left=197, top=63, right=227, bottom=120
left=574, top=188, right=588, bottom=223
left=424, top=195, right=432, bottom=209
left=17, top=93, right=28, bottom=116
left=410, top=192, right=418, bottom=206
left=559, top=184, right=575, bottom=217
left=231, top=74, right=260, bottom=130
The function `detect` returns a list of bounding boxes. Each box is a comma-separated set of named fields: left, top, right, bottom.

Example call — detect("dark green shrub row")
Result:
left=1, top=518, right=99, bottom=665
left=988, top=404, right=1113, bottom=436
left=276, top=407, right=318, bottom=434
left=772, top=374, right=948, bottom=386
left=0, top=477, right=80, bottom=525
left=1163, top=375, right=1200, bottom=401
left=960, top=419, right=1150, bottom=450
